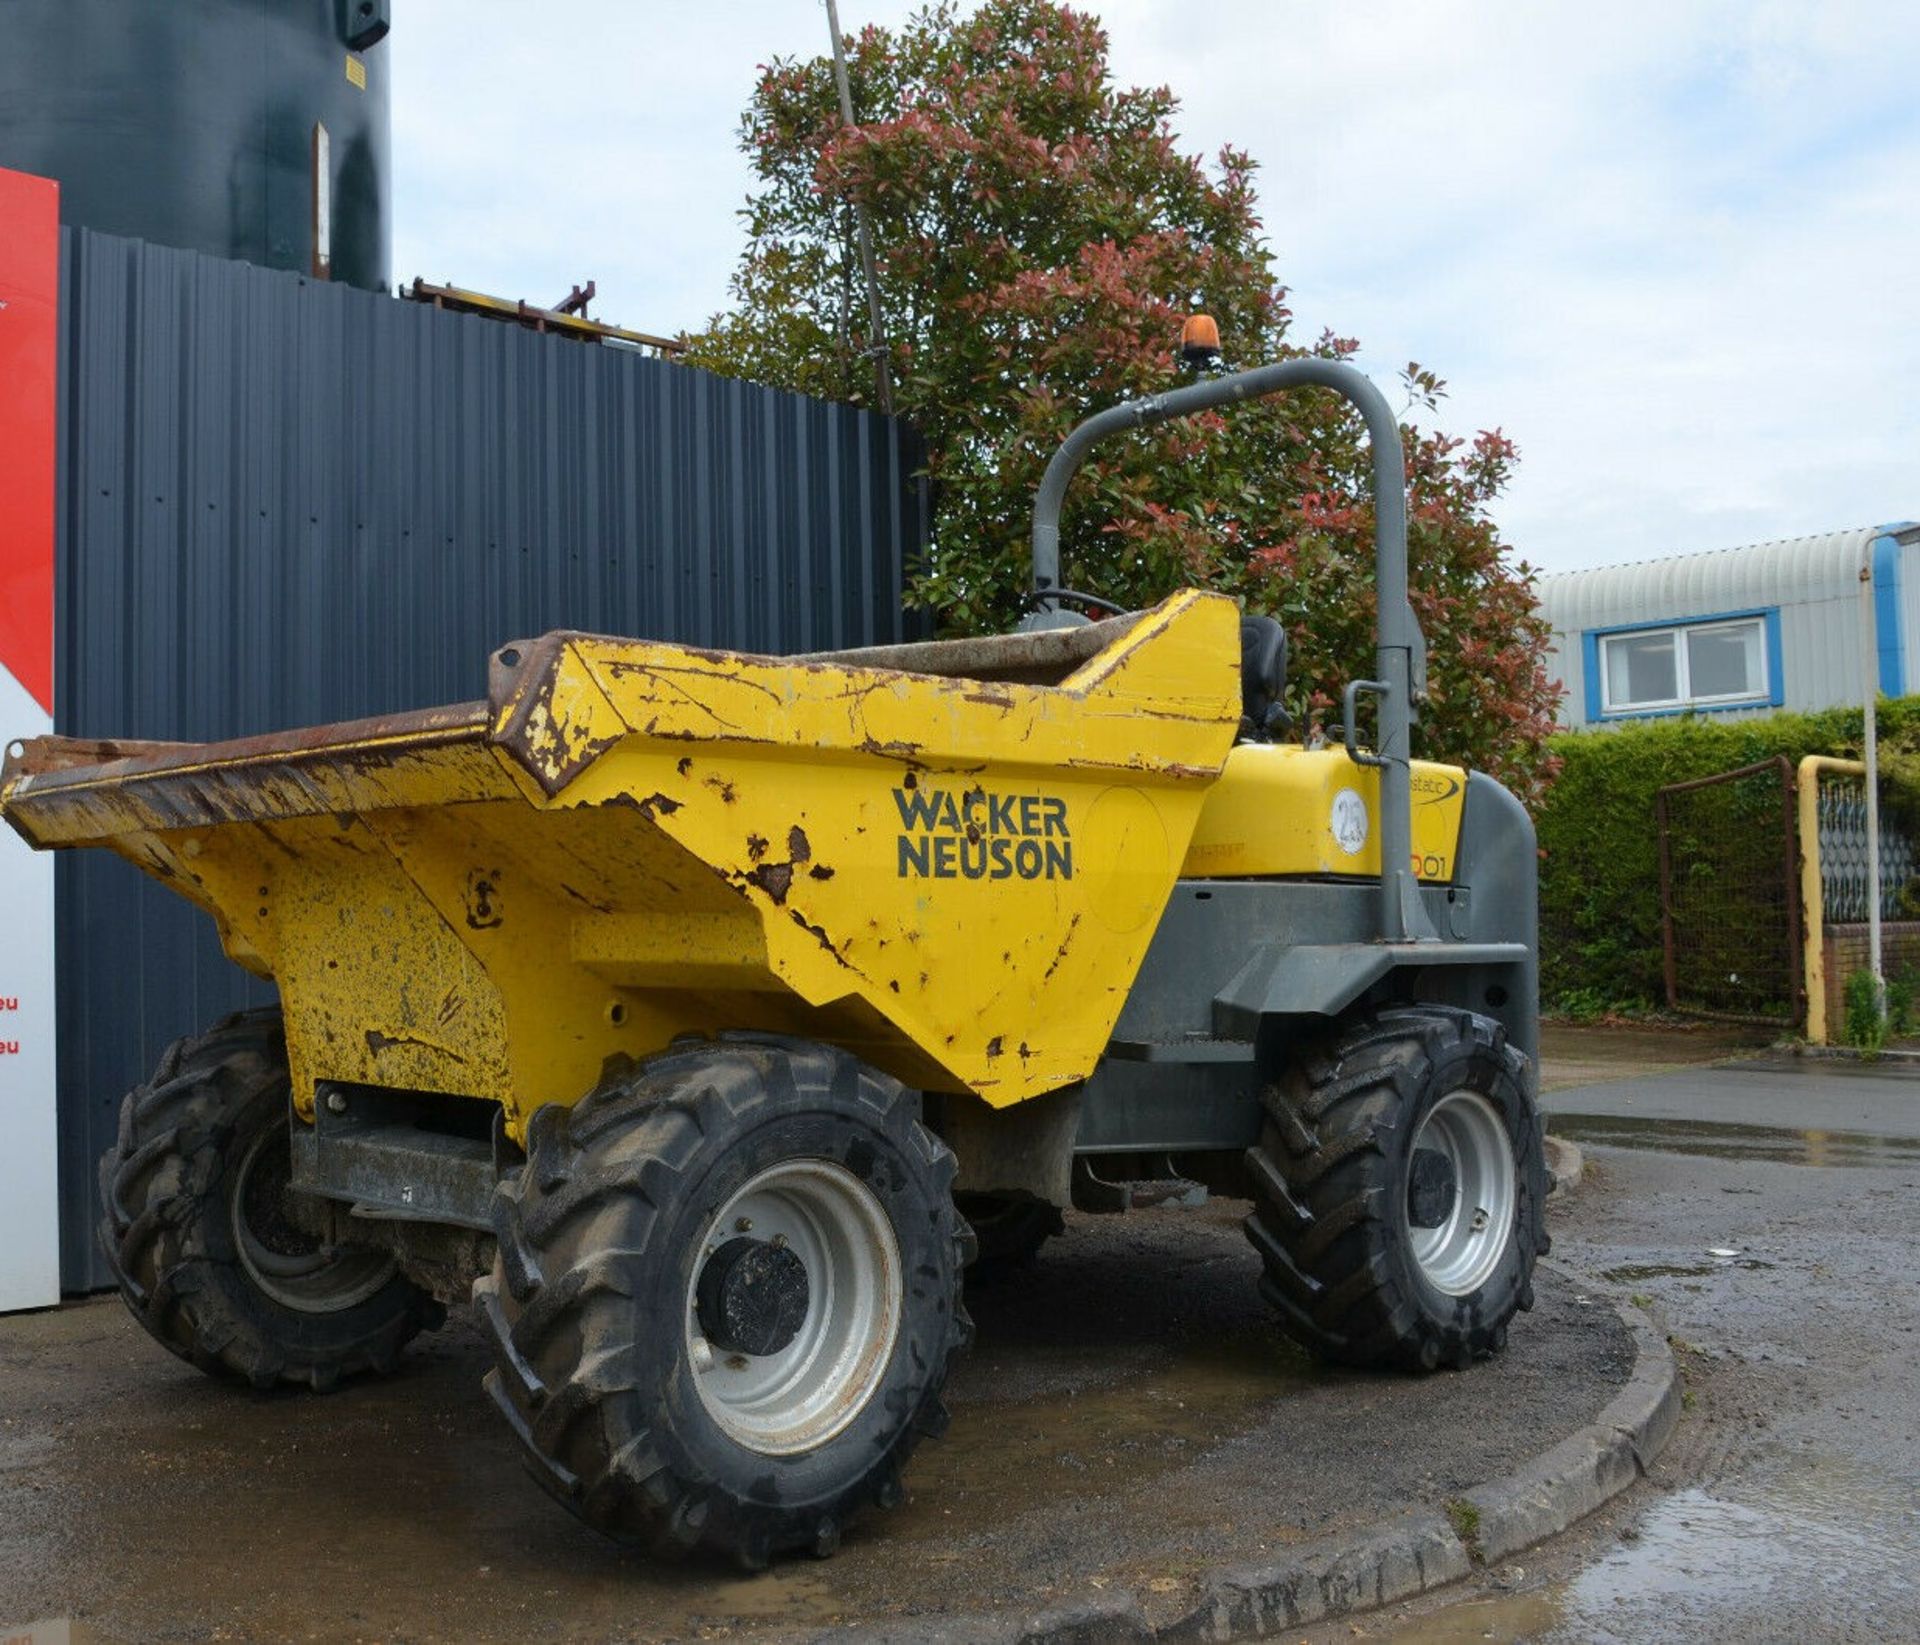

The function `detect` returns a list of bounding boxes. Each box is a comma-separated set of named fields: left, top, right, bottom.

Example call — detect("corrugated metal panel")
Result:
left=51, top=228, right=929, bottom=1290
left=1536, top=528, right=1885, bottom=727
left=1889, top=527, right=1920, bottom=698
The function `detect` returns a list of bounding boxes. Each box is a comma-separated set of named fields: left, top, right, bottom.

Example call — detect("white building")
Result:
left=1536, top=523, right=1920, bottom=729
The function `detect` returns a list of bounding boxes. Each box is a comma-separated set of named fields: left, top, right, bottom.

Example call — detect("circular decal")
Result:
left=1331, top=788, right=1370, bottom=856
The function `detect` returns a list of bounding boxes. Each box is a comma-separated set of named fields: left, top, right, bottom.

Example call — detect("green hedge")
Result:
left=1536, top=698, right=1920, bottom=1013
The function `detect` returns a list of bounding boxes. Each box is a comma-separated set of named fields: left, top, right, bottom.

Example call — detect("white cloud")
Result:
left=392, top=0, right=1919, bottom=574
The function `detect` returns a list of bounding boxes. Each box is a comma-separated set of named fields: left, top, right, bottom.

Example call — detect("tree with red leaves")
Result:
left=686, top=0, right=1561, bottom=800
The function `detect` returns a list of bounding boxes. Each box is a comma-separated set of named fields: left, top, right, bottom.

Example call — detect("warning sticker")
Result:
left=1331, top=787, right=1370, bottom=856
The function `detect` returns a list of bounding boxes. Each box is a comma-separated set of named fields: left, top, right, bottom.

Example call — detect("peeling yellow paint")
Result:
left=0, top=591, right=1350, bottom=1118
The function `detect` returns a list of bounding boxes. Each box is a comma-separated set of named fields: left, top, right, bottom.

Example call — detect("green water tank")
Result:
left=0, top=0, right=392, bottom=290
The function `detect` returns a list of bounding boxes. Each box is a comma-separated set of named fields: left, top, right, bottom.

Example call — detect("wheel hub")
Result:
left=1404, top=1090, right=1518, bottom=1297
left=1406, top=1147, right=1458, bottom=1228
left=230, top=1126, right=396, bottom=1314
left=685, top=1157, right=904, bottom=1456
left=696, top=1236, right=811, bottom=1357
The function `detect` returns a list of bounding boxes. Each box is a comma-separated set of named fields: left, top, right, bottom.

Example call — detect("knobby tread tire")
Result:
left=1244, top=1005, right=1548, bottom=1372
left=477, top=1034, right=973, bottom=1568
left=98, top=1007, right=442, bottom=1392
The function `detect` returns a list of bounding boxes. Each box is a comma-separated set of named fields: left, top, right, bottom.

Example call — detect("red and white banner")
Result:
left=0, top=166, right=60, bottom=1311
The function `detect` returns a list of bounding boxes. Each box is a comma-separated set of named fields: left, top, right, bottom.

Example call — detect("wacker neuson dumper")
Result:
left=1, top=358, right=1547, bottom=1567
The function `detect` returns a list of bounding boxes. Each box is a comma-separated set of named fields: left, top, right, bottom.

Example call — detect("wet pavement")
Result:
left=0, top=1196, right=1628, bottom=1644
left=10, top=1025, right=1905, bottom=1644
left=1302, top=1047, right=1920, bottom=1644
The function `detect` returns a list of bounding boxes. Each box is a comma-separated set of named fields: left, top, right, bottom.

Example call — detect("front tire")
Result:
left=98, top=1007, right=442, bottom=1391
left=477, top=1035, right=972, bottom=1567
left=1244, top=1006, right=1548, bottom=1371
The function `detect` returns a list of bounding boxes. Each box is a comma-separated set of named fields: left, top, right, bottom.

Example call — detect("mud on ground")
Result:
left=0, top=1198, right=1627, bottom=1645
left=1537, top=1020, right=1773, bottom=1093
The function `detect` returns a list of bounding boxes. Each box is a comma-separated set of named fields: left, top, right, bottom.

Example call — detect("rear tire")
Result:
left=98, top=1007, right=442, bottom=1391
left=477, top=1034, right=972, bottom=1567
left=1244, top=1006, right=1547, bottom=1371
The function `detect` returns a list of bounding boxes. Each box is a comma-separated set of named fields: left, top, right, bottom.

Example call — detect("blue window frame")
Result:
left=1581, top=608, right=1785, bottom=721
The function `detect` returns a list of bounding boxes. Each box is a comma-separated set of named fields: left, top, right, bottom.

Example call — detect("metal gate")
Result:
left=1809, top=766, right=1917, bottom=922
left=1656, top=757, right=1803, bottom=1024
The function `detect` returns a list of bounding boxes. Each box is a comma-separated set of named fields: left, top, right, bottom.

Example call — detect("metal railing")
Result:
left=1798, top=756, right=1916, bottom=1042
left=1029, top=360, right=1435, bottom=943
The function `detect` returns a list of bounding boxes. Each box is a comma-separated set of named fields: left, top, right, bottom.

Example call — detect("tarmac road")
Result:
left=1316, top=1052, right=1920, bottom=1644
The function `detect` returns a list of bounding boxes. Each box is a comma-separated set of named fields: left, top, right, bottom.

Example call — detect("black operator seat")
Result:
left=1240, top=614, right=1290, bottom=741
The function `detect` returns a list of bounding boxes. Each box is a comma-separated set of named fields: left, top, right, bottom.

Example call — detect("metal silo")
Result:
left=0, top=0, right=392, bottom=291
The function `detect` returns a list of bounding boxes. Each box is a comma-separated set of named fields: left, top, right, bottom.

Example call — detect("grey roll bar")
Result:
left=1029, top=358, right=1437, bottom=943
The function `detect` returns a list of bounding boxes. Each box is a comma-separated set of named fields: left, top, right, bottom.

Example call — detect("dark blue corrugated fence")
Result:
left=53, top=227, right=928, bottom=1289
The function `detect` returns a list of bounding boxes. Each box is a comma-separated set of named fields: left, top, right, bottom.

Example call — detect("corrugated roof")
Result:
left=1537, top=527, right=1910, bottom=632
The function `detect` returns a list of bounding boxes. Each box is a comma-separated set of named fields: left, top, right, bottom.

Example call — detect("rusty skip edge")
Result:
left=482, top=599, right=1231, bottom=800
left=3, top=601, right=1223, bottom=838
left=2, top=622, right=727, bottom=821
left=0, top=702, right=492, bottom=843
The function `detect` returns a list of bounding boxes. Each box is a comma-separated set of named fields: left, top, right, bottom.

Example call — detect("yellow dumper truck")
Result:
left=1, top=358, right=1546, bottom=1567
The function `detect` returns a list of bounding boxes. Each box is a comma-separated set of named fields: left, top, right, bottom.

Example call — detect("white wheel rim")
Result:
left=1406, top=1090, right=1517, bottom=1297
left=685, top=1159, right=903, bottom=1457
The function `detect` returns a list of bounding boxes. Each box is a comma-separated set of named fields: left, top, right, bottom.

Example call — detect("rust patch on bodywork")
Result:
left=605, top=791, right=683, bottom=822
left=740, top=825, right=816, bottom=907
left=6, top=734, right=194, bottom=775
left=788, top=907, right=852, bottom=968
left=464, top=869, right=504, bottom=929
left=748, top=860, right=794, bottom=905
left=1043, top=913, right=1083, bottom=981
left=856, top=735, right=927, bottom=763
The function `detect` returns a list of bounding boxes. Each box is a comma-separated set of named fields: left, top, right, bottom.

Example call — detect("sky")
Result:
left=391, top=1, right=1918, bottom=576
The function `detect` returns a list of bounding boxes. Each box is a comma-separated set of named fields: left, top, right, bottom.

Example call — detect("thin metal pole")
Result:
left=1782, top=756, right=1805, bottom=1033
left=823, top=0, right=894, bottom=417
left=1860, top=558, right=1884, bottom=1005
left=1656, top=788, right=1678, bottom=1009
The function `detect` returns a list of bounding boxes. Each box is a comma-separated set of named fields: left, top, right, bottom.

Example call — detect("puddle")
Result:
left=1602, top=1258, right=1775, bottom=1283
left=1550, top=1113, right=1920, bottom=1167
left=1378, top=1588, right=1568, bottom=1642
left=690, top=1567, right=841, bottom=1625
left=1386, top=1461, right=1920, bottom=1642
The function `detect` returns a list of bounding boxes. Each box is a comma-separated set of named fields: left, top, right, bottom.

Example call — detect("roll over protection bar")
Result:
left=1028, top=359, right=1437, bottom=942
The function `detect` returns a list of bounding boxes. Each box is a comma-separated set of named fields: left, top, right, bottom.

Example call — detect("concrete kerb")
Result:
left=1543, top=1135, right=1584, bottom=1196
left=819, top=1282, right=1678, bottom=1645
left=1790, top=1043, right=1920, bottom=1066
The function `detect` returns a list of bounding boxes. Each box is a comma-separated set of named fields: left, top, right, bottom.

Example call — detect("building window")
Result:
left=1599, top=616, right=1768, bottom=713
